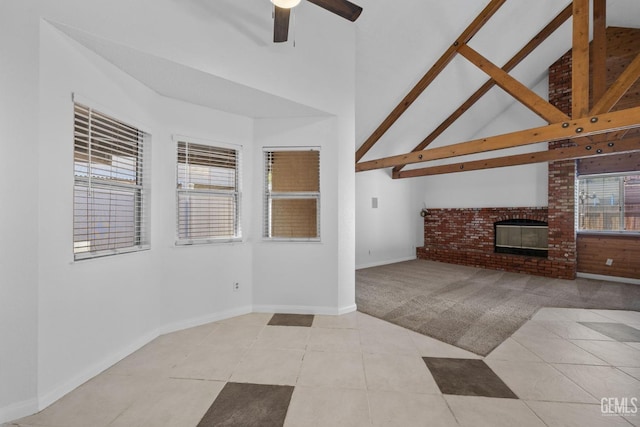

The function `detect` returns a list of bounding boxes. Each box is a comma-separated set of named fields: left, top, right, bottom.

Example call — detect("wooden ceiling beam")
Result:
left=572, top=0, right=590, bottom=118
left=589, top=52, right=640, bottom=115
left=592, top=0, right=607, bottom=105
left=393, top=134, right=640, bottom=179
left=391, top=4, right=573, bottom=174
left=355, top=106, right=640, bottom=172
left=458, top=44, right=570, bottom=123
left=355, top=0, right=507, bottom=162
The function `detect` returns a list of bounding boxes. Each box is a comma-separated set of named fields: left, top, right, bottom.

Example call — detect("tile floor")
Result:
left=5, top=308, right=640, bottom=427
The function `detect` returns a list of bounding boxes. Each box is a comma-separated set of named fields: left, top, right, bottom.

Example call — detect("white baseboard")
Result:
left=577, top=272, right=640, bottom=285
left=37, top=329, right=159, bottom=413
left=15, top=305, right=254, bottom=424
left=337, top=304, right=357, bottom=315
left=0, top=396, right=38, bottom=425
left=252, top=304, right=356, bottom=316
left=356, top=255, right=416, bottom=270
left=159, top=305, right=253, bottom=335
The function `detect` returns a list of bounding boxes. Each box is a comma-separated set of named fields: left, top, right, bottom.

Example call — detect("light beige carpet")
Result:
left=356, top=259, right=640, bottom=356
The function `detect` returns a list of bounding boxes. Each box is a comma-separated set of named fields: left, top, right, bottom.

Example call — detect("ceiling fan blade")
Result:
left=306, top=0, right=363, bottom=22
left=273, top=6, right=291, bottom=43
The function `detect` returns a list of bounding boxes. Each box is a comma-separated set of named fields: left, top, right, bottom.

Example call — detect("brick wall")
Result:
left=547, top=49, right=577, bottom=279
left=416, top=207, right=574, bottom=278
left=416, top=48, right=577, bottom=280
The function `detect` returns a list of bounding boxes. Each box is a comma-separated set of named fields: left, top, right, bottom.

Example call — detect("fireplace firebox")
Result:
left=494, top=219, right=548, bottom=257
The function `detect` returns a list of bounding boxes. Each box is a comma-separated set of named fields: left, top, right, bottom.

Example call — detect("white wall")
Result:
left=1, top=0, right=356, bottom=421
left=0, top=3, right=40, bottom=419
left=36, top=22, right=257, bottom=409
left=252, top=117, right=354, bottom=313
left=355, top=170, right=417, bottom=268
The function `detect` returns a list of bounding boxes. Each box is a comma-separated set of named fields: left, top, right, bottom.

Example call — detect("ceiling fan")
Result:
left=271, top=0, right=363, bottom=43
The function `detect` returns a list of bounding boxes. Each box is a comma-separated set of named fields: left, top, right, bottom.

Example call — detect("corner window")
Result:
left=73, top=103, right=150, bottom=260
left=577, top=172, right=640, bottom=232
left=263, top=148, right=320, bottom=240
left=176, top=140, right=241, bottom=244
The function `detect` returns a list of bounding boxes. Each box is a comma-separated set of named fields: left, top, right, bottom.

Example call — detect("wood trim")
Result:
left=392, top=4, right=573, bottom=174
left=589, top=53, right=640, bottom=115
left=572, top=0, right=590, bottom=118
left=393, top=135, right=640, bottom=179
left=355, top=106, right=640, bottom=172
left=592, top=0, right=607, bottom=105
left=354, top=0, right=507, bottom=162
left=458, top=44, right=569, bottom=123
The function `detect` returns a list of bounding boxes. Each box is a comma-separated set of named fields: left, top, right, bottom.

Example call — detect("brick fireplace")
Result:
left=416, top=207, right=574, bottom=279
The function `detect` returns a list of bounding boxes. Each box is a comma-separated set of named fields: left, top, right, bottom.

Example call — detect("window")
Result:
left=263, top=148, right=320, bottom=240
left=176, top=140, right=241, bottom=244
left=73, top=103, right=149, bottom=260
left=577, top=172, right=640, bottom=232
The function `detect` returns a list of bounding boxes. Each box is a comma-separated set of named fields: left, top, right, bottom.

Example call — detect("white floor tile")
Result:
left=512, top=334, right=607, bottom=365
left=307, top=327, right=361, bottom=352
left=363, top=353, right=440, bottom=394
left=229, top=348, right=304, bottom=386
left=486, top=338, right=543, bottom=362
left=552, top=364, right=640, bottom=401
left=251, top=325, right=310, bottom=350
left=485, top=360, right=597, bottom=403
left=359, top=328, right=418, bottom=356
left=298, top=350, right=366, bottom=389
left=526, top=401, right=635, bottom=427
left=446, top=395, right=547, bottom=427
left=571, top=340, right=640, bottom=367
left=284, top=386, right=370, bottom=427
left=369, top=391, right=457, bottom=427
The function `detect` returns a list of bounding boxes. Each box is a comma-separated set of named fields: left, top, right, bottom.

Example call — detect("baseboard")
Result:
left=0, top=396, right=39, bottom=424
left=159, top=305, right=253, bottom=335
left=356, top=255, right=416, bottom=270
left=34, top=305, right=253, bottom=419
left=337, top=304, right=357, bottom=315
left=577, top=272, right=640, bottom=286
left=253, top=304, right=353, bottom=315
left=37, top=328, right=159, bottom=413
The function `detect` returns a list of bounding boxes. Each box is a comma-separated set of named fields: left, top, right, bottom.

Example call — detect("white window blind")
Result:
left=176, top=140, right=241, bottom=244
left=263, top=148, right=320, bottom=240
left=577, top=172, right=640, bottom=232
left=73, top=103, right=150, bottom=260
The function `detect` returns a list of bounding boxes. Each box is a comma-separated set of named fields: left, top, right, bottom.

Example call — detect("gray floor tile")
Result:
left=423, top=357, right=517, bottom=398
left=268, top=313, right=314, bottom=327
left=197, top=382, right=293, bottom=427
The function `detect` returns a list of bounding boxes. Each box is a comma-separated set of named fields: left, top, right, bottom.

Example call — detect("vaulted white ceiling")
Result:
left=52, top=0, right=640, bottom=151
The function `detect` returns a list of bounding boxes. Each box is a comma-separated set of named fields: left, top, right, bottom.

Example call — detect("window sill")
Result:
left=176, top=238, right=243, bottom=246
left=577, top=230, right=640, bottom=237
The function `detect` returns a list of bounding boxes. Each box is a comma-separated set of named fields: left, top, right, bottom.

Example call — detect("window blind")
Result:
left=264, top=148, right=320, bottom=240
left=73, top=103, right=149, bottom=259
left=577, top=172, right=640, bottom=232
left=176, top=140, right=240, bottom=244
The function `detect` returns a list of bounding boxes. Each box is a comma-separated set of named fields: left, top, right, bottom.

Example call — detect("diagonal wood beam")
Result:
left=592, top=0, right=607, bottom=105
left=572, top=0, right=590, bottom=118
left=393, top=135, right=640, bottom=179
left=458, top=44, right=570, bottom=123
left=355, top=0, right=507, bottom=162
left=355, top=106, right=640, bottom=172
left=589, top=53, right=640, bottom=115
left=392, top=4, right=573, bottom=174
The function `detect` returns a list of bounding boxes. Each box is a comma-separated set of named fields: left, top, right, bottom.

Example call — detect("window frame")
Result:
left=576, top=171, right=640, bottom=235
left=72, top=102, right=150, bottom=261
left=175, top=137, right=242, bottom=245
left=263, top=147, right=321, bottom=242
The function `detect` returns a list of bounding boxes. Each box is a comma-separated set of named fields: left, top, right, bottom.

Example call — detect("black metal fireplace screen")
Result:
left=494, top=219, right=548, bottom=257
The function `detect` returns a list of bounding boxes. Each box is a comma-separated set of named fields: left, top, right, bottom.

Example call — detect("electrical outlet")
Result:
left=233, top=282, right=240, bottom=292
left=605, top=258, right=613, bottom=266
